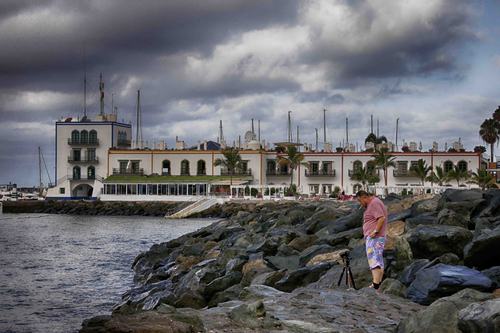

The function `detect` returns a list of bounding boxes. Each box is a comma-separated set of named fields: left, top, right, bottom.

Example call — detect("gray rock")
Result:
left=464, top=225, right=500, bottom=270
left=399, top=259, right=431, bottom=286
left=405, top=213, right=438, bottom=230
left=316, top=227, right=363, bottom=247
left=405, top=225, right=473, bottom=259
left=397, top=288, right=493, bottom=333
left=275, top=263, right=333, bottom=292
left=380, top=278, right=407, bottom=298
left=251, top=270, right=287, bottom=288
left=458, top=299, right=500, bottom=333
left=437, top=253, right=461, bottom=266
left=411, top=197, right=440, bottom=216
left=204, top=271, right=243, bottom=297
left=312, top=208, right=364, bottom=236
left=439, top=189, right=483, bottom=205
left=266, top=255, right=300, bottom=271
left=299, top=244, right=335, bottom=266
left=407, top=264, right=494, bottom=305
left=437, top=208, right=468, bottom=228
left=481, top=266, right=500, bottom=287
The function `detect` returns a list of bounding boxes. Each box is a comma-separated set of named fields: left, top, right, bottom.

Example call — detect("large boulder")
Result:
left=411, top=197, right=440, bottom=216
left=312, top=208, right=363, bottom=236
left=439, top=189, right=483, bottom=206
left=437, top=208, right=468, bottom=228
left=407, top=264, right=494, bottom=305
left=399, top=259, right=431, bottom=286
left=481, top=266, right=500, bottom=287
left=397, top=288, right=493, bottom=333
left=298, top=244, right=335, bottom=266
left=274, top=263, right=333, bottom=292
left=380, top=278, right=407, bottom=298
left=458, top=299, right=500, bottom=333
left=405, top=225, right=473, bottom=259
left=464, top=225, right=500, bottom=270
left=405, top=213, right=438, bottom=230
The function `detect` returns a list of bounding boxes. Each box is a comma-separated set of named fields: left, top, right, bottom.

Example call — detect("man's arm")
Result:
left=370, top=216, right=385, bottom=237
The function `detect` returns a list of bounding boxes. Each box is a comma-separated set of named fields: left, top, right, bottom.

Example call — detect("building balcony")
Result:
left=68, top=175, right=103, bottom=181
left=220, top=169, right=252, bottom=176
left=68, top=157, right=99, bottom=163
left=112, top=168, right=144, bottom=176
left=393, top=169, right=416, bottom=177
left=266, top=170, right=291, bottom=176
left=68, top=138, right=99, bottom=146
left=305, top=170, right=336, bottom=177
left=348, top=169, right=380, bottom=178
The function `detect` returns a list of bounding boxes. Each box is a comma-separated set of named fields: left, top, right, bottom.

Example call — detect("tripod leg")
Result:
left=347, top=267, right=357, bottom=290
left=337, top=267, right=346, bottom=286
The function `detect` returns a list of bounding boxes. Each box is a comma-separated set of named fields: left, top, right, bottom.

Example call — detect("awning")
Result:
left=210, top=179, right=250, bottom=186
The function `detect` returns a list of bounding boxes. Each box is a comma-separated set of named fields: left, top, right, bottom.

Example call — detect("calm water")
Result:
left=0, top=214, right=216, bottom=333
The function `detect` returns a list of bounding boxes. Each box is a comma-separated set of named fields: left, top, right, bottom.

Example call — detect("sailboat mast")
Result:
left=38, top=147, right=42, bottom=194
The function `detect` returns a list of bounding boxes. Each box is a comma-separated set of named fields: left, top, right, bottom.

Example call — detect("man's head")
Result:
left=356, top=190, right=373, bottom=208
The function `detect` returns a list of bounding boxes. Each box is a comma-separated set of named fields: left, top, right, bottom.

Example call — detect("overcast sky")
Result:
left=0, top=0, right=499, bottom=186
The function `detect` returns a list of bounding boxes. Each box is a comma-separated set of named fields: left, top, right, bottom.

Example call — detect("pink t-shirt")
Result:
left=363, top=197, right=388, bottom=237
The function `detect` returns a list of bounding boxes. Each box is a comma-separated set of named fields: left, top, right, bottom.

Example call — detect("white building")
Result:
left=46, top=114, right=131, bottom=199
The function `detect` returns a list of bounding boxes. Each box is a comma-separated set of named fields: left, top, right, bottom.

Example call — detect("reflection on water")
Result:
left=0, top=214, right=215, bottom=333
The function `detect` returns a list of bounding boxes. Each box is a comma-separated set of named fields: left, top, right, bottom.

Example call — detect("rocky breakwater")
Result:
left=3, top=200, right=188, bottom=216
left=81, top=190, right=500, bottom=333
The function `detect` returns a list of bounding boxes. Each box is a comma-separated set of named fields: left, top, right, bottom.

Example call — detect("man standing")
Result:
left=356, top=190, right=388, bottom=290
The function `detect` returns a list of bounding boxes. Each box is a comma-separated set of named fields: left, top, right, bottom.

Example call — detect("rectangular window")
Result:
left=169, top=184, right=177, bottom=195
left=147, top=184, right=157, bottom=195
left=127, top=184, right=137, bottom=195
left=87, top=148, right=96, bottom=161
left=132, top=161, right=140, bottom=174
left=59, top=187, right=65, bottom=194
left=138, top=184, right=147, bottom=195
left=72, top=149, right=81, bottom=161
left=117, top=184, right=126, bottom=195
left=119, top=161, right=128, bottom=174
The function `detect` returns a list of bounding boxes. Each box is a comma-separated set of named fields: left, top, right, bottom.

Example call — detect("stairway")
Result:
left=165, top=197, right=223, bottom=219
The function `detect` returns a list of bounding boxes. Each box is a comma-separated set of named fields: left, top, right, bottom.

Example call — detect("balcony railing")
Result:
left=394, top=169, right=418, bottom=177
left=68, top=138, right=99, bottom=146
left=220, top=169, right=252, bottom=176
left=305, top=170, right=336, bottom=177
left=68, top=156, right=99, bottom=163
left=348, top=169, right=380, bottom=178
left=68, top=175, right=104, bottom=181
left=112, top=168, right=144, bottom=176
left=266, top=170, right=291, bottom=176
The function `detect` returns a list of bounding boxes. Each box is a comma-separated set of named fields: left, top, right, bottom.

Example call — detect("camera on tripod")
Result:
left=336, top=249, right=356, bottom=290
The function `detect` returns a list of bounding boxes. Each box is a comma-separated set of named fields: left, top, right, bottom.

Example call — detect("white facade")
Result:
left=47, top=118, right=131, bottom=199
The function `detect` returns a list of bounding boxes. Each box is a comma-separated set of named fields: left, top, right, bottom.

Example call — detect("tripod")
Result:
left=337, top=253, right=357, bottom=289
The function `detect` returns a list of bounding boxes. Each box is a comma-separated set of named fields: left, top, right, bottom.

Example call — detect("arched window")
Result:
left=87, top=166, right=95, bottom=179
left=444, top=160, right=454, bottom=173
left=180, top=160, right=190, bottom=175
left=267, top=160, right=276, bottom=174
left=457, top=160, right=468, bottom=172
left=197, top=160, right=206, bottom=175
left=80, top=130, right=88, bottom=144
left=73, top=166, right=81, bottom=180
left=366, top=160, right=376, bottom=174
left=353, top=160, right=363, bottom=172
left=71, top=130, right=80, bottom=143
left=162, top=160, right=171, bottom=176
left=89, top=130, right=97, bottom=143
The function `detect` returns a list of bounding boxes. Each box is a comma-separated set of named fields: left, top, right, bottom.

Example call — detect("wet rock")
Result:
left=437, top=252, right=461, bottom=265
left=397, top=288, right=493, bottom=333
left=399, top=259, right=431, bottom=286
left=390, top=236, right=414, bottom=274
left=298, top=244, right=335, bottom=266
left=274, top=263, right=333, bottom=292
left=481, top=266, right=500, bottom=287
left=266, top=255, right=300, bottom=271
left=405, top=213, right=438, bottom=229
left=380, top=278, right=407, bottom=298
left=464, top=225, right=500, bottom=270
left=407, top=264, right=494, bottom=305
left=458, top=299, right=500, bottom=333
left=437, top=208, right=468, bottom=228
left=204, top=272, right=243, bottom=297
left=388, top=208, right=413, bottom=222
left=405, top=225, right=473, bottom=259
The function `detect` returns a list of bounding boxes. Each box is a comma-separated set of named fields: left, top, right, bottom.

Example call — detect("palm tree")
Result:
left=493, top=106, right=500, bottom=122
left=426, top=166, right=448, bottom=186
left=214, top=147, right=243, bottom=186
left=351, top=166, right=380, bottom=190
left=371, top=148, right=396, bottom=195
left=446, top=165, right=469, bottom=187
left=468, top=169, right=496, bottom=190
left=479, top=118, right=500, bottom=163
left=410, top=159, right=432, bottom=185
left=277, top=145, right=305, bottom=191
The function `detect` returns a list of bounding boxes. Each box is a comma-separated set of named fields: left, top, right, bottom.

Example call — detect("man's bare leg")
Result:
left=371, top=267, right=384, bottom=284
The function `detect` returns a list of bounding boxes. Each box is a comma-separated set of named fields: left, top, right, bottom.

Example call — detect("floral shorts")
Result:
left=365, top=236, right=385, bottom=270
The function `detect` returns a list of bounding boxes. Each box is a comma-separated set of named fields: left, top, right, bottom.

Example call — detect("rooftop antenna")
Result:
left=258, top=119, right=261, bottom=143
left=251, top=118, right=255, bottom=135
left=135, top=90, right=143, bottom=147
left=346, top=117, right=349, bottom=146
left=99, top=73, right=104, bottom=116
left=395, top=118, right=399, bottom=152
left=287, top=111, right=292, bottom=142
left=218, top=120, right=224, bottom=144
left=38, top=146, right=42, bottom=194
left=296, top=125, right=300, bottom=144
left=83, top=49, right=87, bottom=118
left=370, top=114, right=374, bottom=134
left=315, top=128, right=319, bottom=151
left=323, top=109, right=327, bottom=143
left=377, top=118, right=379, bottom=137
